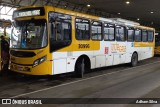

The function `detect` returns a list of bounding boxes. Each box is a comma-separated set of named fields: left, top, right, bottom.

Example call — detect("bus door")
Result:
left=113, top=25, right=126, bottom=65
left=142, top=30, right=154, bottom=58
left=103, top=23, right=114, bottom=66
left=49, top=12, right=72, bottom=74
left=105, top=41, right=114, bottom=66
left=93, top=40, right=106, bottom=68
left=92, top=21, right=106, bottom=68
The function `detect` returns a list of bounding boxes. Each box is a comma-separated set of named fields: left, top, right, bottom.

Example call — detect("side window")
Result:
left=55, top=22, right=71, bottom=41
left=148, top=31, right=154, bottom=42
left=135, top=29, right=142, bottom=42
left=104, top=24, right=115, bottom=41
left=49, top=12, right=72, bottom=52
left=142, top=30, right=148, bottom=42
left=75, top=18, right=90, bottom=40
left=116, top=25, right=125, bottom=41
left=91, top=21, right=102, bottom=40
left=127, top=27, right=134, bottom=42
left=49, top=13, right=71, bottom=41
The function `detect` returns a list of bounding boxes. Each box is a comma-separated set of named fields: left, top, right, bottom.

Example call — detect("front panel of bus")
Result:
left=10, top=7, right=52, bottom=75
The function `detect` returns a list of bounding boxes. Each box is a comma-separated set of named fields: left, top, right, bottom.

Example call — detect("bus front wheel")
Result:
left=75, top=58, right=86, bottom=78
left=131, top=53, right=138, bottom=67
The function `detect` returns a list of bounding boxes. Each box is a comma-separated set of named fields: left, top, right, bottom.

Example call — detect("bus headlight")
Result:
left=33, top=56, right=47, bottom=67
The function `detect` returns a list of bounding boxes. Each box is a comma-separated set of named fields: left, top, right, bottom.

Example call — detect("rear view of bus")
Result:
left=10, top=7, right=52, bottom=75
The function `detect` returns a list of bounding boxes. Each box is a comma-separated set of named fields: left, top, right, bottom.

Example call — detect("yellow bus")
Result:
left=155, top=34, right=160, bottom=55
left=10, top=6, right=155, bottom=77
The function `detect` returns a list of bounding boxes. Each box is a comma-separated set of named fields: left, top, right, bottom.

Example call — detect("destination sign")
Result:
left=13, top=7, right=45, bottom=19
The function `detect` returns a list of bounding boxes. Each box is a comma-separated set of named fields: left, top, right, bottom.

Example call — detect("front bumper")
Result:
left=10, top=62, right=51, bottom=75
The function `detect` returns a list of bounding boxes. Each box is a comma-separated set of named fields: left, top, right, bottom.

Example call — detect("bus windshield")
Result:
left=11, top=19, right=47, bottom=49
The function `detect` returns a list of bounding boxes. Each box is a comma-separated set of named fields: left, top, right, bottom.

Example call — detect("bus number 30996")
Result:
left=78, top=44, right=90, bottom=49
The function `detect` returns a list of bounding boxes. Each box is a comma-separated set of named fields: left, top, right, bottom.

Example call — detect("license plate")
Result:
left=17, top=66, right=23, bottom=71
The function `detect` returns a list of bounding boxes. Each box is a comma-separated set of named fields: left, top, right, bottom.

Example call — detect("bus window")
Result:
left=116, top=25, right=125, bottom=41
left=11, top=19, right=47, bottom=49
left=91, top=21, right=102, bottom=40
left=75, top=18, right=90, bottom=40
left=127, top=27, right=134, bottom=42
left=55, top=22, right=71, bottom=41
left=148, top=31, right=154, bottom=42
left=104, top=24, right=115, bottom=41
left=142, top=30, right=148, bottom=42
left=49, top=13, right=71, bottom=41
left=135, top=29, right=142, bottom=42
left=49, top=12, right=71, bottom=52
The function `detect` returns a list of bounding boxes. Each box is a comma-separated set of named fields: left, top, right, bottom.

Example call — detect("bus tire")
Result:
left=131, top=53, right=138, bottom=67
left=75, top=58, right=86, bottom=78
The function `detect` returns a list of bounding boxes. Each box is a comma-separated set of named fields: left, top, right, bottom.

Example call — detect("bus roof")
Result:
left=14, top=6, right=155, bottom=31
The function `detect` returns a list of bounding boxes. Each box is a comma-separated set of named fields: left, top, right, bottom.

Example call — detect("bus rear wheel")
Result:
left=131, top=53, right=138, bottom=67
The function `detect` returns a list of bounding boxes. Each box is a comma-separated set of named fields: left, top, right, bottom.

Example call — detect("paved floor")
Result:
left=1, top=57, right=160, bottom=107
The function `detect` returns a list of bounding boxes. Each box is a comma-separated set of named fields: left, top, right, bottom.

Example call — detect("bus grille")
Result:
left=10, top=50, right=36, bottom=57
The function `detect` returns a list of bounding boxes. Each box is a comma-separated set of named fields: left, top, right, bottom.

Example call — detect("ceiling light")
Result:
left=118, top=13, right=121, bottom=15
left=150, top=11, right=154, bottom=14
left=126, top=1, right=130, bottom=4
left=87, top=4, right=91, bottom=7
left=137, top=18, right=140, bottom=21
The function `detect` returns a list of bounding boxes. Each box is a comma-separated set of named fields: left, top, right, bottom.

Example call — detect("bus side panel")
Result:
left=52, top=51, right=94, bottom=75
left=125, top=42, right=134, bottom=63
left=52, top=52, right=67, bottom=74
left=134, top=42, right=154, bottom=61
left=93, top=41, right=106, bottom=68
left=103, top=41, right=115, bottom=66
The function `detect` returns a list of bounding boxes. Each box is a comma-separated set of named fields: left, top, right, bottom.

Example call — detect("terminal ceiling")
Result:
left=1, top=0, right=160, bottom=30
